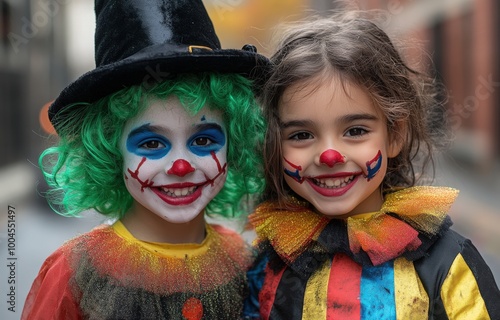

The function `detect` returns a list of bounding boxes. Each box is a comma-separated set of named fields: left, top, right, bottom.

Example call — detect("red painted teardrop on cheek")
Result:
left=319, top=149, right=345, bottom=167
left=167, top=159, right=195, bottom=177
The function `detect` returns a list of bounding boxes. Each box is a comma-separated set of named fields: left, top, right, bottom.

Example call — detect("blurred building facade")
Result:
left=359, top=0, right=500, bottom=170
left=1, top=0, right=68, bottom=167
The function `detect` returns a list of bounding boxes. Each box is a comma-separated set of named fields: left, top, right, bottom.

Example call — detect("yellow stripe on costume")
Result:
left=441, top=254, right=490, bottom=319
left=394, top=258, right=429, bottom=319
left=302, top=259, right=330, bottom=320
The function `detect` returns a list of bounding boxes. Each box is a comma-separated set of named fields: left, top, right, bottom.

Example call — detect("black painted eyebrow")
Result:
left=127, top=123, right=158, bottom=137
left=128, top=122, right=224, bottom=139
left=193, top=123, right=224, bottom=132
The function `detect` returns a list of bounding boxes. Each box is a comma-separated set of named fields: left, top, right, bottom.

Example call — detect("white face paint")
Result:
left=121, top=96, right=227, bottom=223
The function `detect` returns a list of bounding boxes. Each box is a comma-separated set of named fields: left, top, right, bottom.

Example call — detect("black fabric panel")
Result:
left=413, top=230, right=465, bottom=319
left=269, top=266, right=309, bottom=319
left=417, top=230, right=500, bottom=319
left=460, top=238, right=500, bottom=319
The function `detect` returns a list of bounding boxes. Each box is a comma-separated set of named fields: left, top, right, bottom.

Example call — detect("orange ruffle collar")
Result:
left=249, top=186, right=458, bottom=266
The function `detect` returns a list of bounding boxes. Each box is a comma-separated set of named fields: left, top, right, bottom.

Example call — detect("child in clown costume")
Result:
left=249, top=10, right=500, bottom=319
left=22, top=0, right=269, bottom=319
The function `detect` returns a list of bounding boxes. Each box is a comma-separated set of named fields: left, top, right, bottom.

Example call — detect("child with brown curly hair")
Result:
left=250, top=10, right=500, bottom=319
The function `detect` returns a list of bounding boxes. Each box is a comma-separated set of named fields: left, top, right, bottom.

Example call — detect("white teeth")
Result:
left=314, top=176, right=355, bottom=189
left=161, top=186, right=196, bottom=197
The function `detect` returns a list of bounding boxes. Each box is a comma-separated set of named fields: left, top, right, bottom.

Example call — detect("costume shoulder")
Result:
left=415, top=229, right=500, bottom=319
left=21, top=225, right=111, bottom=320
left=210, top=223, right=242, bottom=237
left=209, top=223, right=252, bottom=266
left=209, top=223, right=248, bottom=249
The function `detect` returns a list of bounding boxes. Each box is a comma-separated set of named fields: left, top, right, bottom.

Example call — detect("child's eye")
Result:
left=189, top=126, right=225, bottom=149
left=141, top=140, right=165, bottom=149
left=289, top=132, right=313, bottom=140
left=192, top=137, right=213, bottom=146
left=187, top=126, right=226, bottom=156
left=345, top=127, right=368, bottom=137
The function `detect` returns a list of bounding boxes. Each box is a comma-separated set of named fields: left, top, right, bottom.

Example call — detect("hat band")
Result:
left=129, top=43, right=216, bottom=59
left=188, top=45, right=213, bottom=53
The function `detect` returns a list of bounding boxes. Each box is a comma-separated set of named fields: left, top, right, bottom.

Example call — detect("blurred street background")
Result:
left=1, top=0, right=499, bottom=319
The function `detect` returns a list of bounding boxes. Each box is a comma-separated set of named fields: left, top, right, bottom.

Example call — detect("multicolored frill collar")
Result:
left=249, top=186, right=458, bottom=274
left=63, top=222, right=252, bottom=319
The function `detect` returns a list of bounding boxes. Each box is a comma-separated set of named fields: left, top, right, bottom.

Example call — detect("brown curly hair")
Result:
left=261, top=10, right=448, bottom=204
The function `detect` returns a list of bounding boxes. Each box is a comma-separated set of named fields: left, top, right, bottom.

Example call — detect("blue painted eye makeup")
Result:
left=126, top=124, right=171, bottom=159
left=188, top=124, right=226, bottom=157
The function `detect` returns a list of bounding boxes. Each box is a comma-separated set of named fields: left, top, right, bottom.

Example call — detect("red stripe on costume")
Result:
left=327, top=254, right=362, bottom=320
left=259, top=264, right=286, bottom=320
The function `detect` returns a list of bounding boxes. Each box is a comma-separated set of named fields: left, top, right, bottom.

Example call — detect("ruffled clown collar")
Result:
left=249, top=187, right=458, bottom=272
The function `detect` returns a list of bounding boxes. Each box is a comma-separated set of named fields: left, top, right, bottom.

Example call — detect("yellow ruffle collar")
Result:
left=249, top=186, right=458, bottom=266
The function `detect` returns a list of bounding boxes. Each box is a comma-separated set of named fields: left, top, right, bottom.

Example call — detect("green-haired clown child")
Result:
left=21, top=1, right=269, bottom=319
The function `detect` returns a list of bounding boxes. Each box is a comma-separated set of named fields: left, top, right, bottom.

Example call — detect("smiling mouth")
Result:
left=158, top=186, right=199, bottom=197
left=311, top=175, right=356, bottom=189
left=151, top=183, right=205, bottom=205
left=306, top=172, right=362, bottom=197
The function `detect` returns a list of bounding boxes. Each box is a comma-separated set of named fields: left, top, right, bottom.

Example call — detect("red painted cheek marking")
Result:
left=283, top=157, right=304, bottom=183
left=364, top=150, right=382, bottom=181
left=319, top=149, right=345, bottom=167
left=126, top=157, right=154, bottom=192
left=167, top=159, right=195, bottom=177
left=204, top=151, right=227, bottom=186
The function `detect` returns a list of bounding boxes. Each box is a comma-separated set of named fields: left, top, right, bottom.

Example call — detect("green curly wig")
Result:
left=40, top=73, right=265, bottom=219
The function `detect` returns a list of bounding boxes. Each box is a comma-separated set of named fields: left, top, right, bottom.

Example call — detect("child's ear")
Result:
left=387, top=121, right=406, bottom=158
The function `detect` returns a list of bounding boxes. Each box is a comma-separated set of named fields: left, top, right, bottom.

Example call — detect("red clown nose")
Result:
left=167, top=159, right=195, bottom=177
left=319, top=149, right=345, bottom=167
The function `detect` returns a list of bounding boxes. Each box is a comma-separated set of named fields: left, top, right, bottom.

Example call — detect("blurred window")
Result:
left=1, top=0, right=11, bottom=51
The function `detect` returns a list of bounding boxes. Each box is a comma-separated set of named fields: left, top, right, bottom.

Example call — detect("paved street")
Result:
left=0, top=200, right=102, bottom=320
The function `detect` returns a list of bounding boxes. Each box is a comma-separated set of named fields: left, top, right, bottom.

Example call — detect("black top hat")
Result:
left=49, top=0, right=270, bottom=127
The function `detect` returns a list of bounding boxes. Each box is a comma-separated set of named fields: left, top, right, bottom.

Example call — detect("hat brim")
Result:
left=49, top=48, right=269, bottom=123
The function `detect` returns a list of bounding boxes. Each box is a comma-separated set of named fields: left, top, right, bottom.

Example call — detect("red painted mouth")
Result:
left=151, top=182, right=205, bottom=206
left=306, top=172, right=362, bottom=197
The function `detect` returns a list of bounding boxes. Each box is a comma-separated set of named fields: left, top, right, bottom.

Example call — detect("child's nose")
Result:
left=319, top=149, right=345, bottom=167
left=167, top=159, right=195, bottom=177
